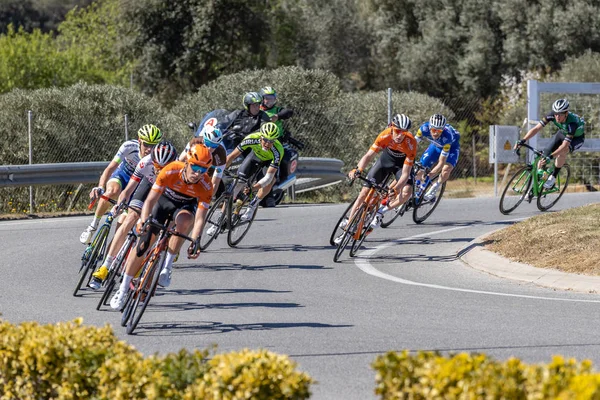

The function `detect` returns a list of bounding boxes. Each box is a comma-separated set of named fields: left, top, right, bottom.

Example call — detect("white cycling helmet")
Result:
left=429, top=114, right=447, bottom=129
left=552, top=98, right=569, bottom=113
left=391, top=113, right=412, bottom=130
left=201, top=125, right=223, bottom=148
left=152, top=141, right=177, bottom=167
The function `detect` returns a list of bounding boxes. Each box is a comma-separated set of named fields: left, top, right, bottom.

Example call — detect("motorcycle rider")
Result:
left=218, top=92, right=271, bottom=150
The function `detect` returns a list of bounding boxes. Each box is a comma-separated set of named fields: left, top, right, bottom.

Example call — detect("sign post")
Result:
left=489, top=126, right=520, bottom=196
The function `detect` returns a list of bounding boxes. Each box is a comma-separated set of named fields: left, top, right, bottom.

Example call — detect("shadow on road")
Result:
left=174, top=263, right=331, bottom=272
left=132, top=320, right=353, bottom=336
left=155, top=288, right=292, bottom=297
left=143, top=301, right=304, bottom=312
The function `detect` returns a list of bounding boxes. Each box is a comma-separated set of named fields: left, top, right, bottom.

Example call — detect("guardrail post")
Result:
left=28, top=110, right=33, bottom=214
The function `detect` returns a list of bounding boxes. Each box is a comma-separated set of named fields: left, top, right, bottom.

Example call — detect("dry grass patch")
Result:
left=486, top=203, right=600, bottom=275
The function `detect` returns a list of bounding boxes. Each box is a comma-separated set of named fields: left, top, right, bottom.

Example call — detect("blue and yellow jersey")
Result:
left=415, top=122, right=460, bottom=157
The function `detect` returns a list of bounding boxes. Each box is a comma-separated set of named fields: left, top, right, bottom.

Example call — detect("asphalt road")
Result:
left=1, top=192, right=599, bottom=399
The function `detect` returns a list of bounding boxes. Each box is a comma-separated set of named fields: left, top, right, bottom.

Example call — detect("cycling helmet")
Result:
left=260, top=122, right=280, bottom=140
left=151, top=141, right=177, bottom=168
left=552, top=98, right=569, bottom=113
left=391, top=113, right=412, bottom=130
left=201, top=125, right=223, bottom=148
left=187, top=143, right=212, bottom=168
left=429, top=114, right=447, bottom=130
left=138, top=124, right=163, bottom=145
left=243, top=91, right=263, bottom=110
left=259, top=86, right=277, bottom=108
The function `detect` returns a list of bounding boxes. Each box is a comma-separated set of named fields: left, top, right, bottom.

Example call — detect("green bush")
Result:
left=0, top=318, right=313, bottom=400
left=372, top=350, right=600, bottom=399
left=0, top=83, right=188, bottom=165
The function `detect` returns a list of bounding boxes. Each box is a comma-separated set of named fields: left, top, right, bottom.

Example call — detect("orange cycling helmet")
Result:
left=187, top=143, right=213, bottom=168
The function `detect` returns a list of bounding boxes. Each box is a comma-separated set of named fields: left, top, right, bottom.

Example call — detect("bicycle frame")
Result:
left=516, top=144, right=563, bottom=198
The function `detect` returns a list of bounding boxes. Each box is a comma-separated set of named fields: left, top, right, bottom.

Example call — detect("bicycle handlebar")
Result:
left=515, top=142, right=545, bottom=157
left=143, top=218, right=195, bottom=242
left=349, top=174, right=390, bottom=193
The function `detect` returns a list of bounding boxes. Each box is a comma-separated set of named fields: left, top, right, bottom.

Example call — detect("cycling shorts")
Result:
left=420, top=141, right=460, bottom=168
left=129, top=177, right=152, bottom=211
left=364, top=150, right=413, bottom=188
left=108, top=163, right=133, bottom=189
left=238, top=152, right=270, bottom=183
left=148, top=194, right=196, bottom=235
left=544, top=131, right=585, bottom=156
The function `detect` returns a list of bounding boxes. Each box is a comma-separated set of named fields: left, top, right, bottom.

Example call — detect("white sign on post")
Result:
left=489, top=125, right=520, bottom=196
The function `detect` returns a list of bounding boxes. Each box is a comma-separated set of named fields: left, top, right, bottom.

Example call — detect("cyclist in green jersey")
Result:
left=225, top=122, right=284, bottom=221
left=259, top=86, right=294, bottom=138
left=515, top=98, right=585, bottom=189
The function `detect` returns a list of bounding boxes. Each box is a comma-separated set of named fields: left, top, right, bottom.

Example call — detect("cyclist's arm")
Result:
left=253, top=165, right=278, bottom=190
left=357, top=149, right=377, bottom=172
left=226, top=148, right=242, bottom=168
left=96, top=160, right=119, bottom=191
left=117, top=176, right=139, bottom=205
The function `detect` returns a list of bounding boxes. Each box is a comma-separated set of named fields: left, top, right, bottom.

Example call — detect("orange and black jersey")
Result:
left=370, top=128, right=418, bottom=166
left=151, top=161, right=213, bottom=210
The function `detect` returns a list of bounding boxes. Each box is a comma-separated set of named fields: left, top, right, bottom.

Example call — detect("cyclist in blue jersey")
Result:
left=79, top=125, right=163, bottom=244
left=515, top=98, right=585, bottom=189
left=414, top=114, right=460, bottom=201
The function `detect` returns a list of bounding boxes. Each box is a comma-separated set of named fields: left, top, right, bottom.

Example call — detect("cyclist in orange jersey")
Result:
left=334, top=114, right=417, bottom=244
left=110, top=144, right=213, bottom=310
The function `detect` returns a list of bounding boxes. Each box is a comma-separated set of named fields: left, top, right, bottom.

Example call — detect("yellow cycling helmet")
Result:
left=260, top=122, right=279, bottom=141
left=138, top=124, right=163, bottom=145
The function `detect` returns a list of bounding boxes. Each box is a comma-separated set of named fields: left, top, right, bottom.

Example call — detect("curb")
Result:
left=458, top=230, right=600, bottom=294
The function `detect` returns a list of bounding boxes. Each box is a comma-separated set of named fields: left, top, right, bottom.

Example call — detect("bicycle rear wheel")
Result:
left=413, top=180, right=446, bottom=224
left=381, top=197, right=412, bottom=228
left=74, top=224, right=109, bottom=297
left=499, top=166, right=532, bottom=215
left=537, top=164, right=570, bottom=211
left=126, top=252, right=165, bottom=335
left=200, top=194, right=229, bottom=250
left=333, top=204, right=364, bottom=263
left=329, top=196, right=357, bottom=246
left=227, top=194, right=256, bottom=247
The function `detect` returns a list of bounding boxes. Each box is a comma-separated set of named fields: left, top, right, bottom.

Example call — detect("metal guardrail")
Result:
left=0, top=158, right=345, bottom=191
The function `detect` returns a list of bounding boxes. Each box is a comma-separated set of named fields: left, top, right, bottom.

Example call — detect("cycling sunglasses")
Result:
left=261, top=137, right=275, bottom=144
left=189, top=164, right=208, bottom=174
left=430, top=127, right=443, bottom=134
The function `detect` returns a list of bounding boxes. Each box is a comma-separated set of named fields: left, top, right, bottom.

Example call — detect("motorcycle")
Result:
left=188, top=109, right=304, bottom=207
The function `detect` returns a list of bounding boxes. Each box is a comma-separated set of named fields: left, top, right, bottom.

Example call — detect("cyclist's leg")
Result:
left=158, top=201, right=196, bottom=287
left=94, top=178, right=149, bottom=275
left=438, top=144, right=459, bottom=184
left=386, top=165, right=413, bottom=210
left=111, top=195, right=172, bottom=309
left=417, top=144, right=438, bottom=181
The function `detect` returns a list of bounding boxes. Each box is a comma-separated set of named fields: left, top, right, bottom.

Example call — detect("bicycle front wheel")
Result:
left=329, top=196, right=357, bottom=246
left=537, top=164, right=570, bottom=211
left=227, top=195, right=256, bottom=247
left=200, top=194, right=229, bottom=250
left=413, top=181, right=446, bottom=224
left=499, top=166, right=532, bottom=215
left=349, top=204, right=378, bottom=257
left=380, top=198, right=411, bottom=228
left=126, top=251, right=165, bottom=335
left=333, top=204, right=364, bottom=263
left=74, top=224, right=109, bottom=297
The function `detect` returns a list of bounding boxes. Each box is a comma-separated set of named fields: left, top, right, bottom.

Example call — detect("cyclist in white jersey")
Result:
left=79, top=125, right=163, bottom=244
left=88, top=141, right=177, bottom=290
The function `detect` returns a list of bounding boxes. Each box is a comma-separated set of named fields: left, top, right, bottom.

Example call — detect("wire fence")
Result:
left=1, top=90, right=599, bottom=215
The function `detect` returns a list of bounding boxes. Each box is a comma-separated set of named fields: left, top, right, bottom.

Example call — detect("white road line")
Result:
left=0, top=217, right=85, bottom=226
left=354, top=224, right=600, bottom=303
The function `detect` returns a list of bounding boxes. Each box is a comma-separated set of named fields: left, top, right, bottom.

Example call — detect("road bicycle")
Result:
left=332, top=175, right=391, bottom=262
left=199, top=169, right=261, bottom=249
left=74, top=194, right=122, bottom=297
left=499, top=143, right=570, bottom=214
left=379, top=161, right=444, bottom=227
left=120, top=218, right=194, bottom=335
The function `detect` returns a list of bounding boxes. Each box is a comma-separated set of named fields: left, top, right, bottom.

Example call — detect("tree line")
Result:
left=2, top=0, right=600, bottom=104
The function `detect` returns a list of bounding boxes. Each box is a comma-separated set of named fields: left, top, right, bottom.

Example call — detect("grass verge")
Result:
left=486, top=203, right=600, bottom=276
